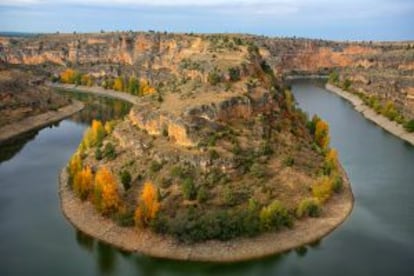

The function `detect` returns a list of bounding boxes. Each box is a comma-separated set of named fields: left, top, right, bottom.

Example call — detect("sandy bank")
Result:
left=59, top=166, right=353, bottom=263
left=0, top=101, right=84, bottom=145
left=325, top=83, right=414, bottom=146
left=49, top=83, right=139, bottom=105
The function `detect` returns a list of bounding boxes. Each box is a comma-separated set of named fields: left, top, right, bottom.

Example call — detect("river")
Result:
left=0, top=82, right=413, bottom=275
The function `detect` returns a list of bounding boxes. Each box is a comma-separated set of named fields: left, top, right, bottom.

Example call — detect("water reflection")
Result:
left=57, top=89, right=131, bottom=124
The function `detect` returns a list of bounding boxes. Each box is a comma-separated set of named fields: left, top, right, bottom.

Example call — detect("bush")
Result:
left=228, top=67, right=241, bottom=81
left=209, top=149, right=220, bottom=160
left=250, top=163, right=266, bottom=178
left=149, top=160, right=162, bottom=173
left=103, top=143, right=116, bottom=160
left=181, top=177, right=196, bottom=200
left=332, top=175, right=343, bottom=193
left=95, top=147, right=103, bottom=160
left=404, top=119, right=414, bottom=132
left=283, top=156, right=295, bottom=167
left=207, top=69, right=221, bottom=85
left=119, top=170, right=132, bottom=191
left=328, top=71, right=339, bottom=84
left=296, top=198, right=321, bottom=218
left=196, top=186, right=208, bottom=203
left=312, top=176, right=333, bottom=203
left=259, top=201, right=293, bottom=231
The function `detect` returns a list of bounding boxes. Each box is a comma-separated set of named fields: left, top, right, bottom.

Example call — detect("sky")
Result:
left=0, top=0, right=413, bottom=41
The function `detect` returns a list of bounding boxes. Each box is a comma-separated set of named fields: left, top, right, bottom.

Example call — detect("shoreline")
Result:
left=59, top=166, right=354, bottom=263
left=325, top=83, right=414, bottom=146
left=0, top=100, right=84, bottom=145
left=48, top=83, right=139, bottom=105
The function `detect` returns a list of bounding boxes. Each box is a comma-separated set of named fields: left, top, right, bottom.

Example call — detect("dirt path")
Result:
left=59, top=166, right=354, bottom=263
left=0, top=100, right=84, bottom=145
left=49, top=83, right=139, bottom=105
left=325, top=83, right=414, bottom=146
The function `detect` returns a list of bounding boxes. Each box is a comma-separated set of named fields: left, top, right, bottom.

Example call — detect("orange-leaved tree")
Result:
left=139, top=79, right=156, bottom=96
left=73, top=166, right=94, bottom=200
left=94, top=167, right=121, bottom=215
left=135, top=181, right=160, bottom=228
left=60, top=68, right=76, bottom=84
left=314, top=119, right=330, bottom=150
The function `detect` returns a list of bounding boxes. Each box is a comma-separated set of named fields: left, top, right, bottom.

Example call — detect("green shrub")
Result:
left=209, top=149, right=220, bottom=160
left=259, top=201, right=293, bottom=231
left=296, top=198, right=321, bottom=218
left=328, top=71, right=339, bottom=84
left=332, top=175, right=343, bottom=193
left=228, top=67, right=241, bottom=81
left=197, top=186, right=208, bottom=203
left=404, top=119, right=414, bottom=132
left=95, top=147, right=103, bottom=160
left=250, top=163, right=266, bottom=178
left=283, top=156, right=295, bottom=167
left=181, top=177, right=196, bottom=200
left=343, top=79, right=352, bottom=90
left=207, top=69, right=221, bottom=85
left=103, top=143, right=116, bottom=160
left=119, top=170, right=132, bottom=191
left=150, top=160, right=162, bottom=173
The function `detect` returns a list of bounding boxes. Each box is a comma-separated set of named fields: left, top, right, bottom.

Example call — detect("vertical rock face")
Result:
left=128, top=90, right=277, bottom=148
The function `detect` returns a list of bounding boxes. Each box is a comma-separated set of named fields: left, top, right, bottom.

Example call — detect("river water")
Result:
left=0, top=82, right=413, bottom=275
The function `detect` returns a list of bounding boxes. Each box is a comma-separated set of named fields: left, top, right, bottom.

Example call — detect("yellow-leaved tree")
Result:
left=73, top=166, right=94, bottom=200
left=139, top=80, right=156, bottom=96
left=113, top=77, right=124, bottom=91
left=324, top=148, right=339, bottom=175
left=134, top=181, right=160, bottom=228
left=68, top=153, right=82, bottom=181
left=94, top=167, right=121, bottom=215
left=315, top=119, right=330, bottom=150
left=83, top=120, right=106, bottom=149
left=312, top=176, right=333, bottom=203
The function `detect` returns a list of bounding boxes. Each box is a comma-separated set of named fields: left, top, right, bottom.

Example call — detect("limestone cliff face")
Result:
left=129, top=91, right=277, bottom=147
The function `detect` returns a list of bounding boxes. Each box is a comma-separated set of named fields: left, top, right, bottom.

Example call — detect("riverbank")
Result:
left=0, top=101, right=84, bottom=145
left=59, top=166, right=353, bottom=262
left=49, top=83, right=139, bottom=105
left=325, top=83, right=414, bottom=146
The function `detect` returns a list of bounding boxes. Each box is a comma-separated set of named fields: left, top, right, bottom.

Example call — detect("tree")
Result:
left=113, top=77, right=124, bottom=91
left=119, top=170, right=132, bottom=191
left=73, top=166, right=94, bottom=200
left=94, top=167, right=120, bottom=215
left=60, top=68, right=76, bottom=84
left=68, top=153, right=82, bottom=181
left=104, top=120, right=115, bottom=134
left=314, top=119, right=330, bottom=150
left=259, top=200, right=292, bottom=231
left=127, top=76, right=139, bottom=95
left=135, top=181, right=160, bottom=228
left=324, top=148, right=339, bottom=175
left=139, top=79, right=156, bottom=95
left=312, top=176, right=333, bottom=203
left=83, top=120, right=106, bottom=148
left=81, top=74, right=94, bottom=86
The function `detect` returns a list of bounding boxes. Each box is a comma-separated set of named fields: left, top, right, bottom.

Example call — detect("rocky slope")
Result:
left=1, top=32, right=412, bottom=119
left=0, top=65, right=71, bottom=127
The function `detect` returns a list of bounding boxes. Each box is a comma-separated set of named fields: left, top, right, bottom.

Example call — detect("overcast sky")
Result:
left=0, top=0, right=413, bottom=40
